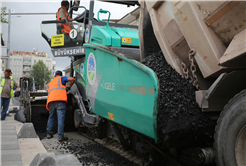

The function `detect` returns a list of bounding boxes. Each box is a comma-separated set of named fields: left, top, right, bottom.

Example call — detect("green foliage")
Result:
left=0, top=7, right=8, bottom=36
left=28, top=75, right=33, bottom=89
left=30, top=60, right=52, bottom=89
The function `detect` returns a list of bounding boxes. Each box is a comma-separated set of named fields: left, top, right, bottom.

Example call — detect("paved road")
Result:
left=41, top=131, right=138, bottom=166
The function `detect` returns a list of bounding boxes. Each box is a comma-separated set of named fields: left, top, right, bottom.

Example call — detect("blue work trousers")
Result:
left=1, top=97, right=10, bottom=121
left=46, top=101, right=66, bottom=138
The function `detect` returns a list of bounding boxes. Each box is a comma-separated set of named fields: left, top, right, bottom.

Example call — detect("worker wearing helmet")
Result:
left=1, top=68, right=19, bottom=120
left=57, top=1, right=75, bottom=34
left=46, top=70, right=75, bottom=141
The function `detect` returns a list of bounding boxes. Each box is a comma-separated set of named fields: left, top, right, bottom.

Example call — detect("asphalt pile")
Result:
left=141, top=51, right=212, bottom=139
left=58, top=140, right=139, bottom=166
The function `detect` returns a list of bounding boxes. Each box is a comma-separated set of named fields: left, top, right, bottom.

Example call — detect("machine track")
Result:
left=95, top=138, right=144, bottom=166
left=78, top=128, right=146, bottom=166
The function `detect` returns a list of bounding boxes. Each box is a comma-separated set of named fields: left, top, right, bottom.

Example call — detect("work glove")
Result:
left=66, top=87, right=71, bottom=92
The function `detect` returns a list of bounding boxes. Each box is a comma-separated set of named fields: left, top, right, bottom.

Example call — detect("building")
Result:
left=8, top=51, right=56, bottom=82
left=63, top=65, right=70, bottom=76
left=1, top=36, right=8, bottom=75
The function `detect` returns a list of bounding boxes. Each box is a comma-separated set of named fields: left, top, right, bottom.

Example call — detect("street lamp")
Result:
left=6, top=9, right=21, bottom=68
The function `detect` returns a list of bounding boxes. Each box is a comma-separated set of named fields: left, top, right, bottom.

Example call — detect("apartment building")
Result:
left=1, top=37, right=7, bottom=75
left=9, top=51, right=56, bottom=82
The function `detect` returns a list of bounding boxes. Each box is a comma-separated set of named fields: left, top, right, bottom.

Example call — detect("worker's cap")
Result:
left=5, top=68, right=12, bottom=73
left=54, top=70, right=63, bottom=76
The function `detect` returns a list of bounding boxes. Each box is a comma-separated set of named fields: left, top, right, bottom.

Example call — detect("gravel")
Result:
left=58, top=140, right=139, bottom=166
left=141, top=51, right=213, bottom=139
left=32, top=105, right=139, bottom=166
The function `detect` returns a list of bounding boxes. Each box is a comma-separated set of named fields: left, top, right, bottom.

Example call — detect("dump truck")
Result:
left=38, top=0, right=246, bottom=165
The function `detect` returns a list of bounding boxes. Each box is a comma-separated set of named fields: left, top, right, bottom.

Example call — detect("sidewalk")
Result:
left=1, top=99, right=47, bottom=166
left=1, top=115, right=22, bottom=166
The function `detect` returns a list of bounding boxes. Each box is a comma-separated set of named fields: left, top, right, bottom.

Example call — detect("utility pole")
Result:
left=6, top=12, right=56, bottom=68
left=7, top=9, right=11, bottom=68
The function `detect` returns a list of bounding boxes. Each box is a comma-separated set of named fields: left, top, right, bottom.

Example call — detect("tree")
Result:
left=27, top=75, right=33, bottom=90
left=1, top=7, right=8, bottom=36
left=30, top=60, right=52, bottom=89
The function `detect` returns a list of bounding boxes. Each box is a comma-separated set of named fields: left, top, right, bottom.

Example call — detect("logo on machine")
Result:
left=80, top=63, right=84, bottom=76
left=85, top=28, right=90, bottom=43
left=87, top=53, right=96, bottom=85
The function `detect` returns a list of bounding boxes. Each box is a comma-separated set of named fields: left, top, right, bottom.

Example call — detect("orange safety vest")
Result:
left=57, top=6, right=71, bottom=33
left=46, top=76, right=67, bottom=110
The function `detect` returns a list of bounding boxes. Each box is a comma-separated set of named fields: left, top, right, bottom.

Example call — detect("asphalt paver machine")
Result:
left=39, top=1, right=246, bottom=165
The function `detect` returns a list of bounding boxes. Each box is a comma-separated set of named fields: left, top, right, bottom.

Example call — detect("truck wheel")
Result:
left=214, top=90, right=246, bottom=166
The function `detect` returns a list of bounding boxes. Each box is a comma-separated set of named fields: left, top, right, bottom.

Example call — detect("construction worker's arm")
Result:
left=14, top=80, right=19, bottom=87
left=67, top=77, right=75, bottom=88
left=60, top=16, right=74, bottom=22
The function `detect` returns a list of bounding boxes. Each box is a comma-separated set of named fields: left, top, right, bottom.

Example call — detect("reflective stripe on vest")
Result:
left=48, top=77, right=66, bottom=95
left=57, top=6, right=71, bottom=33
left=46, top=76, right=67, bottom=110
left=0, top=75, right=14, bottom=97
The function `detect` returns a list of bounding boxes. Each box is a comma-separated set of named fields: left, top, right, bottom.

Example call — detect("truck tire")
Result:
left=214, top=89, right=246, bottom=166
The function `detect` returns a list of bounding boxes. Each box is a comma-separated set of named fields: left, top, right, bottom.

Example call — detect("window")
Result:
left=24, top=60, right=31, bottom=63
left=2, top=60, right=4, bottom=64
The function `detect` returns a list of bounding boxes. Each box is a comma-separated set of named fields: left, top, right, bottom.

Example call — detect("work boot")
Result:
left=47, top=133, right=53, bottom=139
left=58, top=135, right=68, bottom=142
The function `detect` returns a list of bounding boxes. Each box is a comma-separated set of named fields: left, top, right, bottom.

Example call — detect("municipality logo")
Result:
left=85, top=28, right=89, bottom=43
left=87, top=53, right=96, bottom=85
left=80, top=63, right=84, bottom=76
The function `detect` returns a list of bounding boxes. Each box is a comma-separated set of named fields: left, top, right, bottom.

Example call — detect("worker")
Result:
left=46, top=70, right=75, bottom=141
left=1, top=68, right=19, bottom=120
left=6, top=71, right=14, bottom=115
left=57, top=1, right=75, bottom=34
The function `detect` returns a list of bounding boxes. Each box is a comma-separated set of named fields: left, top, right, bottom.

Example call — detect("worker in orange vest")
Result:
left=46, top=70, right=75, bottom=141
left=57, top=1, right=75, bottom=34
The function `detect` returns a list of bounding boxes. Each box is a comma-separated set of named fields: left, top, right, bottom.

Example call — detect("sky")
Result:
left=1, top=0, right=138, bottom=71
